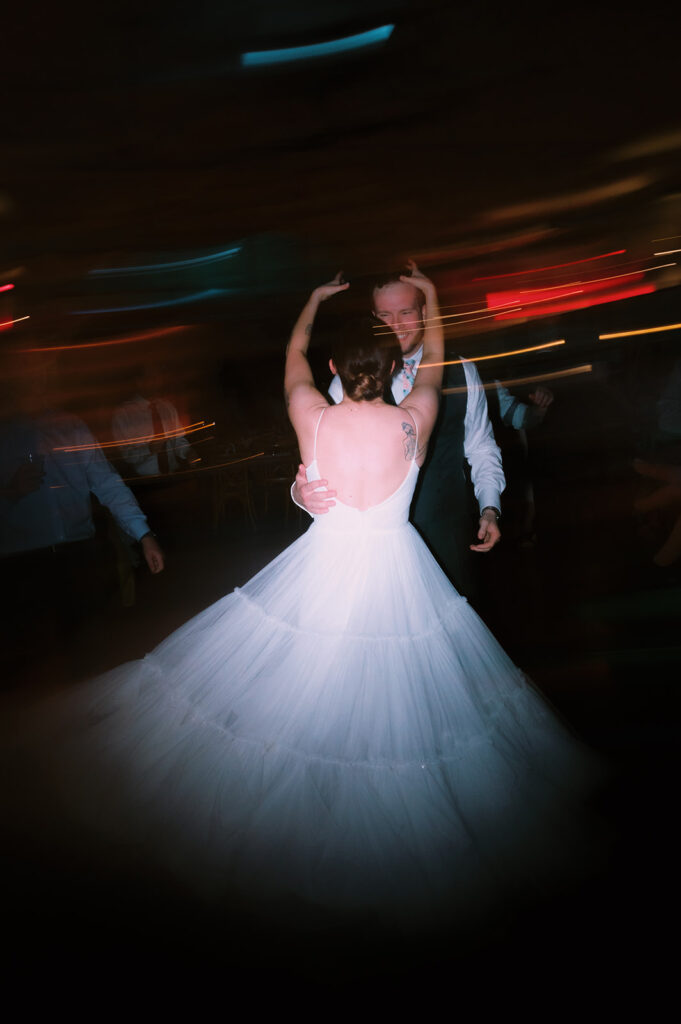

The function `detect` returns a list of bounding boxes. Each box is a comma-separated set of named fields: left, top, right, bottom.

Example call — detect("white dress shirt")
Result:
left=112, top=395, right=192, bottom=476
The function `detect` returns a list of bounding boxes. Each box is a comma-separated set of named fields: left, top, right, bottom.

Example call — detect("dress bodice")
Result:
left=305, top=435, right=419, bottom=535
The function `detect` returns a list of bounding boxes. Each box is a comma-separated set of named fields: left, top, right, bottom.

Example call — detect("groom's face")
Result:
left=372, top=282, right=426, bottom=360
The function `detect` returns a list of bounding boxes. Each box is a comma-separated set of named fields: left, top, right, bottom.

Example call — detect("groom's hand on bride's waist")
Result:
left=291, top=463, right=337, bottom=516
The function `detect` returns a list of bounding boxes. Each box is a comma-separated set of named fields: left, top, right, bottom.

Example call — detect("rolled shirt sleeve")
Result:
left=462, top=362, right=505, bottom=513
left=83, top=434, right=150, bottom=541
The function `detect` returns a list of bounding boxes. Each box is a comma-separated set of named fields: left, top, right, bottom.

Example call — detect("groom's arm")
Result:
left=291, top=463, right=337, bottom=516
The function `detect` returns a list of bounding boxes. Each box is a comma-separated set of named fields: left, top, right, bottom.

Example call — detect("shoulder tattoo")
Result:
left=401, top=420, right=416, bottom=460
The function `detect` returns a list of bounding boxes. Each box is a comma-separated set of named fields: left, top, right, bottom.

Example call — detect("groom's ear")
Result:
left=329, top=359, right=337, bottom=375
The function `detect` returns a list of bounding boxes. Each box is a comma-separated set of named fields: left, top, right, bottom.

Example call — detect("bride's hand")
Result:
left=312, top=272, right=349, bottom=304
left=400, top=259, right=435, bottom=295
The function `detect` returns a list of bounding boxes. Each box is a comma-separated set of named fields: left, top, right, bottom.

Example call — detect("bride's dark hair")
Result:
left=333, top=317, right=401, bottom=402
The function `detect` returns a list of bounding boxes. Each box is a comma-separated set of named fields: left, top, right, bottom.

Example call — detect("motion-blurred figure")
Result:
left=491, top=381, right=554, bottom=546
left=112, top=364, right=197, bottom=477
left=0, top=355, right=164, bottom=688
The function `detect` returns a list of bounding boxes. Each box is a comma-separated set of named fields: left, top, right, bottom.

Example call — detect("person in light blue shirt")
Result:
left=0, top=410, right=163, bottom=569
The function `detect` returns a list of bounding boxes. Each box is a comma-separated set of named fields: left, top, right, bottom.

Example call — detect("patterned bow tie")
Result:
left=396, top=356, right=418, bottom=398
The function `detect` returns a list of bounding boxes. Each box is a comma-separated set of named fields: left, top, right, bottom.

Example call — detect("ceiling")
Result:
left=3, top=2, right=681, bottom=312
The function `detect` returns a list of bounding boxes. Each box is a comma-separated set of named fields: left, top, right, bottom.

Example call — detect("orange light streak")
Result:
left=23, top=324, right=190, bottom=353
left=473, top=250, right=626, bottom=282
left=54, top=421, right=215, bottom=452
left=121, top=451, right=266, bottom=481
left=442, top=364, right=593, bottom=395
left=599, top=322, right=681, bottom=340
left=0, top=315, right=30, bottom=329
left=421, top=340, right=565, bottom=369
left=516, top=263, right=674, bottom=294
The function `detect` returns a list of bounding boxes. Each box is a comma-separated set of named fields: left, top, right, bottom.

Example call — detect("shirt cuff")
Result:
left=290, top=482, right=310, bottom=516
left=478, top=491, right=501, bottom=516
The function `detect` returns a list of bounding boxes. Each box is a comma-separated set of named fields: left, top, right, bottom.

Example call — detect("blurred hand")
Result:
left=400, top=258, right=435, bottom=296
left=470, top=509, right=501, bottom=553
left=292, top=463, right=337, bottom=515
left=312, top=272, right=349, bottom=304
left=528, top=386, right=554, bottom=410
left=141, top=533, right=165, bottom=574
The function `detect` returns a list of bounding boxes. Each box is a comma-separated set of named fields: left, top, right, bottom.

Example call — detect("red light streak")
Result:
left=0, top=283, right=14, bottom=293
left=491, top=284, right=655, bottom=320
left=473, top=250, right=626, bottom=282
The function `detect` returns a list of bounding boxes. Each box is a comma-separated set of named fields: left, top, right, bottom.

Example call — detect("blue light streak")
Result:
left=71, top=288, right=238, bottom=314
left=241, top=24, right=394, bottom=67
left=89, top=247, right=241, bottom=276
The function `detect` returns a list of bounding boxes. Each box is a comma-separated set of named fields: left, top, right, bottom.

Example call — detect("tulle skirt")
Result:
left=6, top=519, right=604, bottom=924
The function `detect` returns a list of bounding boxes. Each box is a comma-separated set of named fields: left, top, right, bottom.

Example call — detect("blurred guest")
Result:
left=112, top=365, right=197, bottom=477
left=0, top=357, right=163, bottom=688
left=491, top=382, right=554, bottom=546
left=633, top=458, right=681, bottom=569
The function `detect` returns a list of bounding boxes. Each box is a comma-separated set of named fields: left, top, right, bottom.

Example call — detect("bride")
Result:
left=5, top=263, right=601, bottom=927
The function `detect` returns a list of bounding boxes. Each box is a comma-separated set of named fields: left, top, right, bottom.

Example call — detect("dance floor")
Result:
left=3, top=499, right=678, bottom=1008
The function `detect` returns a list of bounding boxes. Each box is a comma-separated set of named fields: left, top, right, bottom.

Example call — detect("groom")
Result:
left=292, top=266, right=505, bottom=604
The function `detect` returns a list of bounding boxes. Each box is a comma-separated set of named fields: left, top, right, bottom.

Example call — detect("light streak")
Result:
left=89, top=247, right=241, bottom=275
left=442, top=365, right=593, bottom=395
left=241, top=25, right=394, bottom=66
left=516, top=264, right=674, bottom=294
left=373, top=308, right=523, bottom=336
left=473, top=250, right=626, bottom=282
left=492, top=284, right=655, bottom=320
left=121, top=451, right=266, bottom=481
left=53, top=421, right=216, bottom=453
left=0, top=315, right=30, bottom=328
left=599, top=322, right=681, bottom=340
left=23, top=325, right=189, bottom=353
left=653, top=249, right=681, bottom=256
left=0, top=283, right=14, bottom=293
left=71, top=289, right=235, bottom=314
left=421, top=340, right=565, bottom=369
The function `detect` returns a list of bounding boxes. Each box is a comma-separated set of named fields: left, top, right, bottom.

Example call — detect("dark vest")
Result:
left=411, top=359, right=471, bottom=528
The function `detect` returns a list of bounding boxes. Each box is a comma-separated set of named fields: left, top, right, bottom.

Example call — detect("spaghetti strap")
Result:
left=312, top=407, right=327, bottom=463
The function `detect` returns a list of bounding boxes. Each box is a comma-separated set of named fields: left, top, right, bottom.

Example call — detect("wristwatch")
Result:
left=481, top=506, right=500, bottom=519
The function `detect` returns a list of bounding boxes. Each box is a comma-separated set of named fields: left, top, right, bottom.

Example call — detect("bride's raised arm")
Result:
left=284, top=273, right=349, bottom=430
left=400, top=260, right=444, bottom=449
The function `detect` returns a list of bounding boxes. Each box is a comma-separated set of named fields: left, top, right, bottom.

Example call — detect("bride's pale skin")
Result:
left=284, top=261, right=443, bottom=513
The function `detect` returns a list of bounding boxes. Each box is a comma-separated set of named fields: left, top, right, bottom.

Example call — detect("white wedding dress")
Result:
left=11, top=410, right=601, bottom=924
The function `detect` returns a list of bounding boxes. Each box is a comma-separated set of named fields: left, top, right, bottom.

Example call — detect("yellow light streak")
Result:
left=421, top=340, right=565, bottom=369
left=599, top=322, right=681, bottom=340
left=121, top=451, right=266, bottom=481
left=442, top=364, right=592, bottom=395
left=516, top=263, right=675, bottom=293
left=0, top=315, right=30, bottom=328
left=653, top=249, right=681, bottom=256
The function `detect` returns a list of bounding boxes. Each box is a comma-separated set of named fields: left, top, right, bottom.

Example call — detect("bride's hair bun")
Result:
left=333, top=317, right=401, bottom=402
